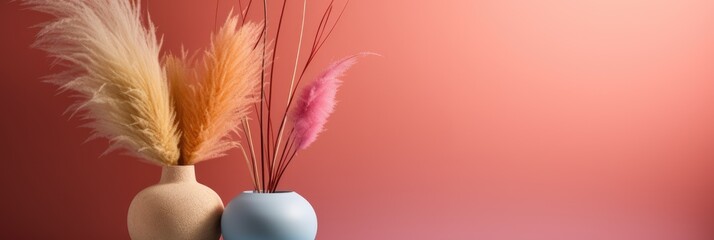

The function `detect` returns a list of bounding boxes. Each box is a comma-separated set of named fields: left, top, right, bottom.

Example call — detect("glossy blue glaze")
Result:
left=221, top=191, right=317, bottom=240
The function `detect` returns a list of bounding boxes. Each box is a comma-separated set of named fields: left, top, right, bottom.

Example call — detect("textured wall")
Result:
left=1, top=0, right=714, bottom=239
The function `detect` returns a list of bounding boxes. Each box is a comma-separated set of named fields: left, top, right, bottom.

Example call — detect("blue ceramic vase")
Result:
left=221, top=191, right=318, bottom=240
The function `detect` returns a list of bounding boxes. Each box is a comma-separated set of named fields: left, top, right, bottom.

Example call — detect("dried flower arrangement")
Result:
left=25, top=0, right=368, bottom=193
left=228, top=0, right=371, bottom=193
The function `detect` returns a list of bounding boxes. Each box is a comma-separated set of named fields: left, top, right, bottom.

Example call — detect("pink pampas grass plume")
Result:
left=291, top=53, right=368, bottom=150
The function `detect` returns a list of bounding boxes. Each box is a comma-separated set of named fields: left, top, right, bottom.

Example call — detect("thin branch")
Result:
left=265, top=0, right=287, bottom=190
left=258, top=0, right=269, bottom=192
left=268, top=1, right=349, bottom=191
left=272, top=128, right=294, bottom=190
left=270, top=128, right=293, bottom=191
left=237, top=144, right=257, bottom=190
left=269, top=1, right=335, bottom=171
left=273, top=147, right=298, bottom=192
left=313, top=0, right=349, bottom=59
left=242, top=0, right=254, bottom=23
left=299, top=0, right=348, bottom=84
left=242, top=118, right=261, bottom=191
left=313, top=1, right=334, bottom=52
left=269, top=0, right=306, bottom=192
left=299, top=1, right=334, bottom=81
left=275, top=128, right=294, bottom=179
left=283, top=0, right=347, bottom=122
left=268, top=0, right=288, bottom=110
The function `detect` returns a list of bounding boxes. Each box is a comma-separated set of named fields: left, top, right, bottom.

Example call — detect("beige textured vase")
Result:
left=127, top=165, right=224, bottom=240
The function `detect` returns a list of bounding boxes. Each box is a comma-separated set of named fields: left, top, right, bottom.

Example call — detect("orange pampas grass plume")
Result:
left=168, top=16, right=263, bottom=165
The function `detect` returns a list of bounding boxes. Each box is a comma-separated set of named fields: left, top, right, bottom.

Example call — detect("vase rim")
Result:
left=242, top=190, right=295, bottom=194
left=162, top=165, right=195, bottom=168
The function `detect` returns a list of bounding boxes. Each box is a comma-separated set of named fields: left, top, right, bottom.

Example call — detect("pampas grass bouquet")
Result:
left=25, top=0, right=368, bottom=191
left=24, top=0, right=373, bottom=239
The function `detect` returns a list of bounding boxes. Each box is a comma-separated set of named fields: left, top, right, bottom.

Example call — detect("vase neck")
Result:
left=159, top=165, right=196, bottom=183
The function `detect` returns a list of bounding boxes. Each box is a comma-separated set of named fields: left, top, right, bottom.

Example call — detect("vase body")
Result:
left=222, top=191, right=318, bottom=240
left=127, top=165, right=224, bottom=240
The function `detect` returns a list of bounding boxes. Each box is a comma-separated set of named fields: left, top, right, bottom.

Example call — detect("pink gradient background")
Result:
left=2, top=0, right=714, bottom=239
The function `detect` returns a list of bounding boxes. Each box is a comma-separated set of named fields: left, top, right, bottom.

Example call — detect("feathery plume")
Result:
left=291, top=54, right=363, bottom=150
left=26, top=0, right=181, bottom=165
left=168, top=17, right=263, bottom=165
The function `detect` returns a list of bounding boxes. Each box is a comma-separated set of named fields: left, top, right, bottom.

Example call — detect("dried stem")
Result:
left=265, top=0, right=288, bottom=187
left=273, top=145, right=299, bottom=192
left=269, top=0, right=306, bottom=191
left=272, top=128, right=301, bottom=192
left=242, top=0, right=253, bottom=23
left=237, top=144, right=257, bottom=190
left=235, top=0, right=349, bottom=192
left=276, top=128, right=294, bottom=178
left=272, top=129, right=294, bottom=191
left=259, top=0, right=268, bottom=192
left=268, top=0, right=288, bottom=110
left=242, top=118, right=261, bottom=191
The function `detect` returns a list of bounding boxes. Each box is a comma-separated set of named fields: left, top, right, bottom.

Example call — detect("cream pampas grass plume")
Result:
left=291, top=54, right=363, bottom=150
left=26, top=0, right=180, bottom=165
left=168, top=17, right=263, bottom=165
